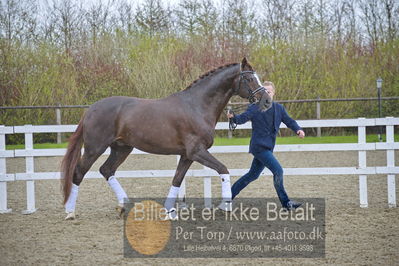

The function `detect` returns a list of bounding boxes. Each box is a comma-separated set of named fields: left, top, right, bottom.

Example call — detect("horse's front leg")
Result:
left=189, top=149, right=232, bottom=211
left=164, top=156, right=193, bottom=219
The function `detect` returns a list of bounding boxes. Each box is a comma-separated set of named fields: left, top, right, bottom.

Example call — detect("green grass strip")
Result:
left=214, top=134, right=398, bottom=146
left=6, top=134, right=398, bottom=149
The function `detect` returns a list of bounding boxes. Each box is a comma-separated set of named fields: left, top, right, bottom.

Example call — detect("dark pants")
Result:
left=231, top=149, right=290, bottom=207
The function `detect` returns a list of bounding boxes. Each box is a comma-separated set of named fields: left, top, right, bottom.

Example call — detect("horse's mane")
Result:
left=184, top=63, right=239, bottom=91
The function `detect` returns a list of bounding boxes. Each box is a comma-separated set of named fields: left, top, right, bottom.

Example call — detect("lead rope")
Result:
left=228, top=110, right=237, bottom=131
left=226, top=104, right=248, bottom=132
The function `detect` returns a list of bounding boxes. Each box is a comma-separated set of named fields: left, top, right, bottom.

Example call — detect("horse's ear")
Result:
left=241, top=57, right=248, bottom=66
left=241, top=57, right=253, bottom=71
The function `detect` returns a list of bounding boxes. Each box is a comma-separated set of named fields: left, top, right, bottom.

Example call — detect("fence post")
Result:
left=358, top=118, right=368, bottom=207
left=56, top=104, right=62, bottom=144
left=22, top=125, right=37, bottom=214
left=316, top=97, right=321, bottom=137
left=385, top=117, right=396, bottom=207
left=0, top=126, right=12, bottom=213
left=203, top=166, right=212, bottom=208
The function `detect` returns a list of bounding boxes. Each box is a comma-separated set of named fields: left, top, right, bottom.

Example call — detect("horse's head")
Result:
left=233, top=57, right=272, bottom=111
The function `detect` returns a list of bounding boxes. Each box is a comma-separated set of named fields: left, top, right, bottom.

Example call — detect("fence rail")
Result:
left=0, top=117, right=398, bottom=214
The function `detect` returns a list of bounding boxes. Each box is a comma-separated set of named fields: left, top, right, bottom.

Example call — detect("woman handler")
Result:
left=227, top=81, right=305, bottom=210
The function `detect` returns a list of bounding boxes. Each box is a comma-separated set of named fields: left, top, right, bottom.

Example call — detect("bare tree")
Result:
left=197, top=0, right=218, bottom=38
left=83, top=0, right=114, bottom=47
left=175, top=0, right=218, bottom=39
left=176, top=0, right=201, bottom=36
left=297, top=0, right=316, bottom=42
left=135, top=0, right=172, bottom=37
left=346, top=0, right=358, bottom=42
left=382, top=0, right=398, bottom=42
left=0, top=0, right=37, bottom=45
left=222, top=0, right=257, bottom=51
left=314, top=0, right=331, bottom=37
left=260, top=0, right=297, bottom=45
left=43, top=0, right=83, bottom=53
left=358, top=0, right=383, bottom=46
left=331, top=0, right=354, bottom=43
left=115, top=0, right=136, bottom=35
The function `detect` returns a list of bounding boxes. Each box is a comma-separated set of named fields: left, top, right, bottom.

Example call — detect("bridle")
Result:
left=229, top=70, right=267, bottom=131
left=236, top=70, right=266, bottom=103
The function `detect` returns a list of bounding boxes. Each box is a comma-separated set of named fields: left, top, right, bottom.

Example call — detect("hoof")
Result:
left=65, top=212, right=76, bottom=220
left=216, top=200, right=232, bottom=212
left=163, top=209, right=178, bottom=221
left=116, top=205, right=126, bottom=219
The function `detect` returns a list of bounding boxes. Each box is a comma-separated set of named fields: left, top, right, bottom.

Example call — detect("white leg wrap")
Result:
left=65, top=184, right=79, bottom=213
left=108, top=176, right=128, bottom=205
left=164, top=185, right=180, bottom=211
left=220, top=174, right=232, bottom=201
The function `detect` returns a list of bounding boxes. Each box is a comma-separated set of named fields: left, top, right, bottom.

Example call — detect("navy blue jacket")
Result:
left=232, top=102, right=302, bottom=154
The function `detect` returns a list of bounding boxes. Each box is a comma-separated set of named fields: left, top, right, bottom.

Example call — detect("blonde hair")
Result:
left=263, top=81, right=275, bottom=91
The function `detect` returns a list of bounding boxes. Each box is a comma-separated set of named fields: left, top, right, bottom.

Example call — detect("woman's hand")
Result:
left=296, top=130, right=305, bottom=138
left=226, top=111, right=234, bottom=119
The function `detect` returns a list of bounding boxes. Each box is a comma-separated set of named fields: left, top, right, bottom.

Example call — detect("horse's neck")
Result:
left=183, top=65, right=239, bottom=122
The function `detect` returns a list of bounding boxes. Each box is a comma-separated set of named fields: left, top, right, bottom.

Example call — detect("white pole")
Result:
left=386, top=118, right=396, bottom=207
left=358, top=118, right=368, bottom=208
left=22, top=125, right=37, bottom=214
left=56, top=105, right=62, bottom=144
left=204, top=178, right=212, bottom=208
left=316, top=97, right=321, bottom=137
left=0, top=182, right=11, bottom=213
left=203, top=166, right=212, bottom=208
left=0, top=126, right=11, bottom=213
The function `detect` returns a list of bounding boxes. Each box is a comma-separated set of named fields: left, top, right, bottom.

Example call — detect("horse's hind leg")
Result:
left=73, top=148, right=106, bottom=185
left=99, top=144, right=133, bottom=217
left=65, top=144, right=108, bottom=220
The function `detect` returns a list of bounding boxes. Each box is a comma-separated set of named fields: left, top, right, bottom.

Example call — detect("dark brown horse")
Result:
left=61, top=57, right=272, bottom=220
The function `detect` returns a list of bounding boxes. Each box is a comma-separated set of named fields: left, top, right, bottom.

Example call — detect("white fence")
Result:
left=0, top=117, right=398, bottom=214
